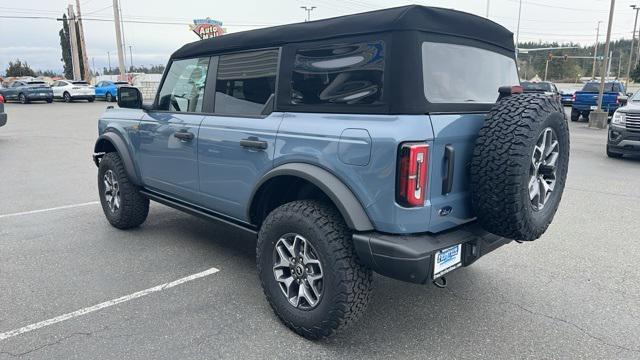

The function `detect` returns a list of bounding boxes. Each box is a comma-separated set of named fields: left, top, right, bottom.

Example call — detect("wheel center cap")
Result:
left=294, top=264, right=305, bottom=277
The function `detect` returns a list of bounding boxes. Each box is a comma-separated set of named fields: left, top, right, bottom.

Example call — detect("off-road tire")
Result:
left=257, top=200, right=373, bottom=340
left=97, top=152, right=149, bottom=229
left=570, top=108, right=580, bottom=122
left=606, top=146, right=623, bottom=158
left=471, top=93, right=570, bottom=241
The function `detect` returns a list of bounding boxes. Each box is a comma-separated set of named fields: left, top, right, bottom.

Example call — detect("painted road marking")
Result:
left=0, top=267, right=220, bottom=341
left=0, top=201, right=100, bottom=219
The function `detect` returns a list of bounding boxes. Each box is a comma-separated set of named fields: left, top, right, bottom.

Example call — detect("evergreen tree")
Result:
left=5, top=59, right=36, bottom=77
left=59, top=14, right=73, bottom=79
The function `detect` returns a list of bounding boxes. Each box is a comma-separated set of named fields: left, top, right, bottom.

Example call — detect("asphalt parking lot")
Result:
left=1, top=101, right=639, bottom=359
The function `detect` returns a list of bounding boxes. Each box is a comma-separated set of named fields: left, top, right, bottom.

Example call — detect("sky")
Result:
left=0, top=0, right=639, bottom=73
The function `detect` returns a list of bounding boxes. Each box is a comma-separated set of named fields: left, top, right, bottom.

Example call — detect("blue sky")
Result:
left=0, top=0, right=637, bottom=73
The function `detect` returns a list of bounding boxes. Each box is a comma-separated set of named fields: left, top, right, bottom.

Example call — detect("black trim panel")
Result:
left=94, top=132, right=141, bottom=185
left=141, top=189, right=258, bottom=234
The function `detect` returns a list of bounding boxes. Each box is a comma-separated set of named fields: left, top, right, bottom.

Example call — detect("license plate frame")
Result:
left=433, top=244, right=462, bottom=279
left=590, top=105, right=598, bottom=110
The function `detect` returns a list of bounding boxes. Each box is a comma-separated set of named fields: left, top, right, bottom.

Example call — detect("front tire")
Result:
left=98, top=152, right=149, bottom=229
left=607, top=146, right=623, bottom=158
left=257, top=200, right=372, bottom=340
left=106, top=92, right=114, bottom=102
left=63, top=92, right=72, bottom=103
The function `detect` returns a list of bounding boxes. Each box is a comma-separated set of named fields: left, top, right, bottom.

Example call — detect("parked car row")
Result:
left=0, top=80, right=131, bottom=104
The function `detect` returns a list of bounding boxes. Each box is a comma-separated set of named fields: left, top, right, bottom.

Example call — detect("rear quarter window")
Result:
left=421, top=42, right=519, bottom=104
left=290, top=41, right=384, bottom=106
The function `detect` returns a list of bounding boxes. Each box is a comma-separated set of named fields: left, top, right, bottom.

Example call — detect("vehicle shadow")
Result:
left=141, top=206, right=506, bottom=354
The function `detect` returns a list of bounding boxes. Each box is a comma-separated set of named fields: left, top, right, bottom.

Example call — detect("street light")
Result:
left=301, top=6, right=316, bottom=22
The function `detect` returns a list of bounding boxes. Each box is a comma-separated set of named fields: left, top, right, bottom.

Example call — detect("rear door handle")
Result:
left=174, top=130, right=194, bottom=141
left=240, top=137, right=268, bottom=150
left=442, top=144, right=455, bottom=195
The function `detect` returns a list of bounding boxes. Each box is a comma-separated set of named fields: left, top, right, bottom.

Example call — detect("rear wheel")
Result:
left=257, top=200, right=372, bottom=340
left=88, top=97, right=95, bottom=103
left=570, top=108, right=580, bottom=122
left=63, top=92, right=72, bottom=103
left=106, top=92, right=114, bottom=102
left=19, top=93, right=28, bottom=104
left=98, top=152, right=149, bottom=229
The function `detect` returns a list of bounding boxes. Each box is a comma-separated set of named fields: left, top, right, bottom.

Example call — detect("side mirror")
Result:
left=117, top=86, right=142, bottom=109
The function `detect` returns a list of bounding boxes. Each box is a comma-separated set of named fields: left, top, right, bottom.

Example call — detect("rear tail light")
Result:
left=572, top=94, right=576, bottom=102
left=397, top=143, right=429, bottom=207
left=616, top=95, right=620, bottom=104
left=0, top=94, right=4, bottom=103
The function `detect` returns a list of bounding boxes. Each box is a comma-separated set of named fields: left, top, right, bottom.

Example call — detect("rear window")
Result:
left=582, top=82, right=619, bottom=92
left=421, top=42, right=519, bottom=104
left=72, top=81, right=88, bottom=85
left=114, top=81, right=129, bottom=85
left=27, top=81, right=46, bottom=85
left=290, top=41, right=384, bottom=106
left=522, top=82, right=552, bottom=92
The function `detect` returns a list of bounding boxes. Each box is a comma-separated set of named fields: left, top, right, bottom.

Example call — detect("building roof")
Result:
left=171, top=5, right=514, bottom=59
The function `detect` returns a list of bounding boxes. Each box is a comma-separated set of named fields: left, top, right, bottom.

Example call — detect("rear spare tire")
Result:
left=470, top=93, right=569, bottom=241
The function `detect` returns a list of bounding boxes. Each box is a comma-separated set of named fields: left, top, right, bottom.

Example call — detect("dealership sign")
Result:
left=190, top=18, right=226, bottom=40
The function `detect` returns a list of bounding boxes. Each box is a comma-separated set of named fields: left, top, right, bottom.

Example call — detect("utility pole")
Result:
left=590, top=0, right=616, bottom=129
left=618, top=52, right=623, bottom=78
left=592, top=21, right=602, bottom=79
left=486, top=0, right=490, bottom=18
left=626, top=5, right=640, bottom=87
left=75, top=0, right=90, bottom=81
left=129, top=45, right=133, bottom=70
left=107, top=51, right=111, bottom=72
left=607, top=50, right=613, bottom=78
left=112, top=0, right=126, bottom=80
left=67, top=5, right=82, bottom=80
left=300, top=6, right=316, bottom=22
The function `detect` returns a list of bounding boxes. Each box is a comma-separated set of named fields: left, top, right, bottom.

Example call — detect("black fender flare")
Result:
left=93, top=132, right=141, bottom=185
left=248, top=163, right=373, bottom=231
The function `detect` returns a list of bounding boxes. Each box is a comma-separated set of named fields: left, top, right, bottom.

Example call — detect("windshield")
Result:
left=631, top=92, right=640, bottom=101
left=422, top=42, right=519, bottom=103
left=522, top=82, right=552, bottom=92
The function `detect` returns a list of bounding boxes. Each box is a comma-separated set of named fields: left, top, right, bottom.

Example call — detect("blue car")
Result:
left=94, top=80, right=130, bottom=102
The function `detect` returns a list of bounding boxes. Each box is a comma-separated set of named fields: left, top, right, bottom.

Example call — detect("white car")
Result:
left=51, top=80, right=96, bottom=102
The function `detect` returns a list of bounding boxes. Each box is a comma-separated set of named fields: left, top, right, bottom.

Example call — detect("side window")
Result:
left=96, top=81, right=103, bottom=87
left=613, top=83, right=622, bottom=93
left=214, top=49, right=279, bottom=116
left=290, top=41, right=384, bottom=106
left=157, top=57, right=210, bottom=112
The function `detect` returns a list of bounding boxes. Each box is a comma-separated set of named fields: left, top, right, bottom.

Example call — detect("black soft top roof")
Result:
left=171, top=5, right=514, bottom=59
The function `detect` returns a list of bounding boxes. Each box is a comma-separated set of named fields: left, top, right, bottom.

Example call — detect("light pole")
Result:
left=592, top=21, right=603, bottom=79
left=515, top=0, right=522, bottom=48
left=590, top=0, right=616, bottom=129
left=129, top=45, right=133, bottom=71
left=625, top=5, right=640, bottom=87
left=107, top=51, right=111, bottom=72
left=486, top=0, right=490, bottom=18
left=300, top=6, right=316, bottom=22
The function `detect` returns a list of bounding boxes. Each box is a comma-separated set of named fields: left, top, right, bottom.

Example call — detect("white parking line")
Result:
left=0, top=267, right=220, bottom=341
left=0, top=201, right=100, bottom=219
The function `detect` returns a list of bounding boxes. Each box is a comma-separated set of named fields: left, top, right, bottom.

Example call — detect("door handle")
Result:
left=174, top=130, right=194, bottom=141
left=240, top=137, right=268, bottom=150
left=442, top=144, right=455, bottom=195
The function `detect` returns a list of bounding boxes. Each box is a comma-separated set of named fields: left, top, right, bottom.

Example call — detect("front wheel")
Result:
left=106, top=92, right=114, bottom=102
left=63, top=92, right=72, bottom=103
left=257, top=200, right=372, bottom=340
left=98, top=152, right=149, bottom=229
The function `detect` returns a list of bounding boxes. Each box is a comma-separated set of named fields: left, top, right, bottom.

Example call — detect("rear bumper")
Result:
left=353, top=222, right=511, bottom=284
left=26, top=93, right=53, bottom=100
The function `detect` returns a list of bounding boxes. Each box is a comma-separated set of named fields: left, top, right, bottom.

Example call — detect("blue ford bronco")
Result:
left=93, top=6, right=569, bottom=339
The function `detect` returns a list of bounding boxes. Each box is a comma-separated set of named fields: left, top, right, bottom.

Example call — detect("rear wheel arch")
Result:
left=248, top=163, right=373, bottom=232
left=94, top=132, right=141, bottom=186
